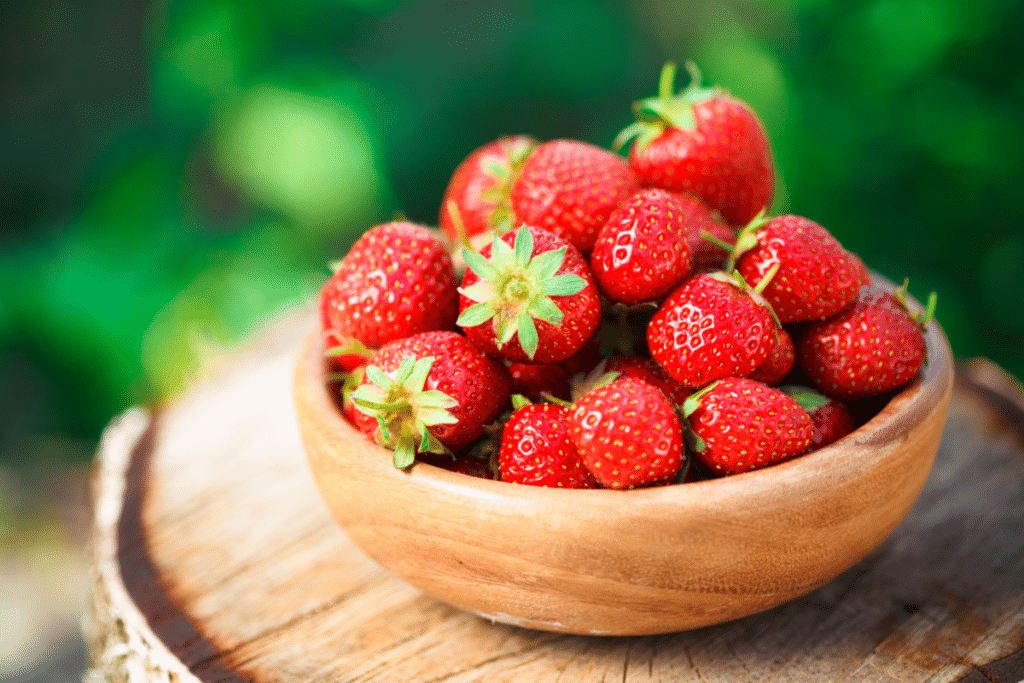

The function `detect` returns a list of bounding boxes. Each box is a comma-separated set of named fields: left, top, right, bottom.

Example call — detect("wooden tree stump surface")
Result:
left=85, top=310, right=1024, bottom=683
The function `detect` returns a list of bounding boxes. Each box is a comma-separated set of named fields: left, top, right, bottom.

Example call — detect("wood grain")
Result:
left=86, top=309, right=1024, bottom=682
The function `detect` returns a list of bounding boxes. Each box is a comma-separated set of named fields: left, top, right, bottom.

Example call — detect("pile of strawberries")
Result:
left=319, top=62, right=936, bottom=489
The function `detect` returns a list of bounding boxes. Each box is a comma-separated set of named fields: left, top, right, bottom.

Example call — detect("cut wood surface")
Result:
left=86, top=309, right=1024, bottom=683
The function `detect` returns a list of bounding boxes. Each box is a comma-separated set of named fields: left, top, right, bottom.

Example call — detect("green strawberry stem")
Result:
left=752, top=262, right=780, bottom=296
left=724, top=209, right=771, bottom=271
left=895, top=278, right=939, bottom=328
left=446, top=199, right=471, bottom=248
left=700, top=230, right=735, bottom=253
left=613, top=60, right=719, bottom=154
left=457, top=226, right=586, bottom=360
left=350, top=355, right=459, bottom=469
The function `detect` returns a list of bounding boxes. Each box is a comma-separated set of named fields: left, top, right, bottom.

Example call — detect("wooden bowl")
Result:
left=294, top=290, right=954, bottom=636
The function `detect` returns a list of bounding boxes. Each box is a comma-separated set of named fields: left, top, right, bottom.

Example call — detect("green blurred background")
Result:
left=1, top=0, right=1022, bottom=678
left=4, top=0, right=1024, bottom=471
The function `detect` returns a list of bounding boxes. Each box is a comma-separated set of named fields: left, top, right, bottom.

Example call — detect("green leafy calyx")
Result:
left=613, top=61, right=721, bottom=154
left=457, top=226, right=586, bottom=360
left=350, top=355, right=459, bottom=469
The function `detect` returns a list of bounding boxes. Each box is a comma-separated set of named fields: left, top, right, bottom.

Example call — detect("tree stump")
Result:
left=84, top=309, right=1024, bottom=682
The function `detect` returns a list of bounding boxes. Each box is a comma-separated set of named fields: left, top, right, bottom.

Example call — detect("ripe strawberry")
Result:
left=350, top=331, right=511, bottom=468
left=748, top=327, right=795, bottom=386
left=730, top=214, right=863, bottom=323
left=779, top=385, right=856, bottom=450
left=590, top=188, right=692, bottom=305
left=796, top=283, right=935, bottom=400
left=457, top=225, right=601, bottom=363
left=671, top=191, right=735, bottom=273
left=615, top=62, right=774, bottom=226
left=646, top=271, right=778, bottom=388
left=500, top=402, right=598, bottom=488
left=682, top=378, right=813, bottom=476
left=569, top=378, right=684, bottom=489
left=320, top=222, right=458, bottom=367
left=509, top=139, right=639, bottom=253
left=439, top=135, right=538, bottom=248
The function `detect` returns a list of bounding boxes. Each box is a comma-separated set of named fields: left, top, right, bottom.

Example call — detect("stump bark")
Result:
left=85, top=310, right=1024, bottom=682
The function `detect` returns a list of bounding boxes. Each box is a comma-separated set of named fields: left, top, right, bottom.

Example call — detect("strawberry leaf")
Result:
left=542, top=273, right=587, bottom=297
left=526, top=246, right=567, bottom=281
left=517, top=313, right=540, bottom=360
left=514, top=225, right=534, bottom=268
left=457, top=302, right=496, bottom=328
left=528, top=296, right=564, bottom=325
left=462, top=248, right=498, bottom=282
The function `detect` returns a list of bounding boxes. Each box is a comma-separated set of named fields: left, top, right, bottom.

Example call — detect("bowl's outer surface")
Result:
left=294, top=297, right=954, bottom=636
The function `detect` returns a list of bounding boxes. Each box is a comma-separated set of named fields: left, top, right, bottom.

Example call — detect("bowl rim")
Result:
left=296, top=276, right=954, bottom=506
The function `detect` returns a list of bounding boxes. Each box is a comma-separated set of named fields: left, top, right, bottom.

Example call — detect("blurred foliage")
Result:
left=1, top=0, right=1022, bottom=467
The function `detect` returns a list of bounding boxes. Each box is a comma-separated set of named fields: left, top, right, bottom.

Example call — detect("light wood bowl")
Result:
left=294, top=289, right=954, bottom=636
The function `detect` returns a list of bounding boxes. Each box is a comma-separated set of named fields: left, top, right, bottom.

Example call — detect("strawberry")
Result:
left=682, top=378, right=813, bottom=476
left=499, top=401, right=598, bottom=488
left=509, top=139, right=640, bottom=253
left=795, top=283, right=936, bottom=400
left=320, top=222, right=458, bottom=367
left=590, top=188, right=692, bottom=305
left=671, top=191, right=735, bottom=273
left=569, top=378, right=684, bottom=489
left=439, top=135, right=538, bottom=248
left=729, top=213, right=863, bottom=323
left=646, top=271, right=778, bottom=388
left=779, top=385, right=856, bottom=450
left=748, top=327, right=795, bottom=386
left=350, top=331, right=511, bottom=468
left=457, top=225, right=601, bottom=363
left=615, top=62, right=774, bottom=227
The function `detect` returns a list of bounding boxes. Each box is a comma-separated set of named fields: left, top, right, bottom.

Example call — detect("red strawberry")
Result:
left=590, top=188, right=692, bottom=305
left=439, top=135, right=538, bottom=248
left=671, top=191, right=735, bottom=273
left=796, top=283, right=935, bottom=400
left=320, top=222, right=458, bottom=367
left=748, top=327, right=795, bottom=386
left=569, top=378, right=684, bottom=489
left=682, top=378, right=813, bottom=476
left=615, top=62, right=774, bottom=226
left=779, top=385, right=856, bottom=450
left=510, top=139, right=640, bottom=253
left=646, top=271, right=778, bottom=388
left=508, top=362, right=572, bottom=402
left=350, top=331, right=511, bottom=468
left=457, top=225, right=601, bottom=363
left=730, top=214, right=863, bottom=323
left=499, top=402, right=598, bottom=488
